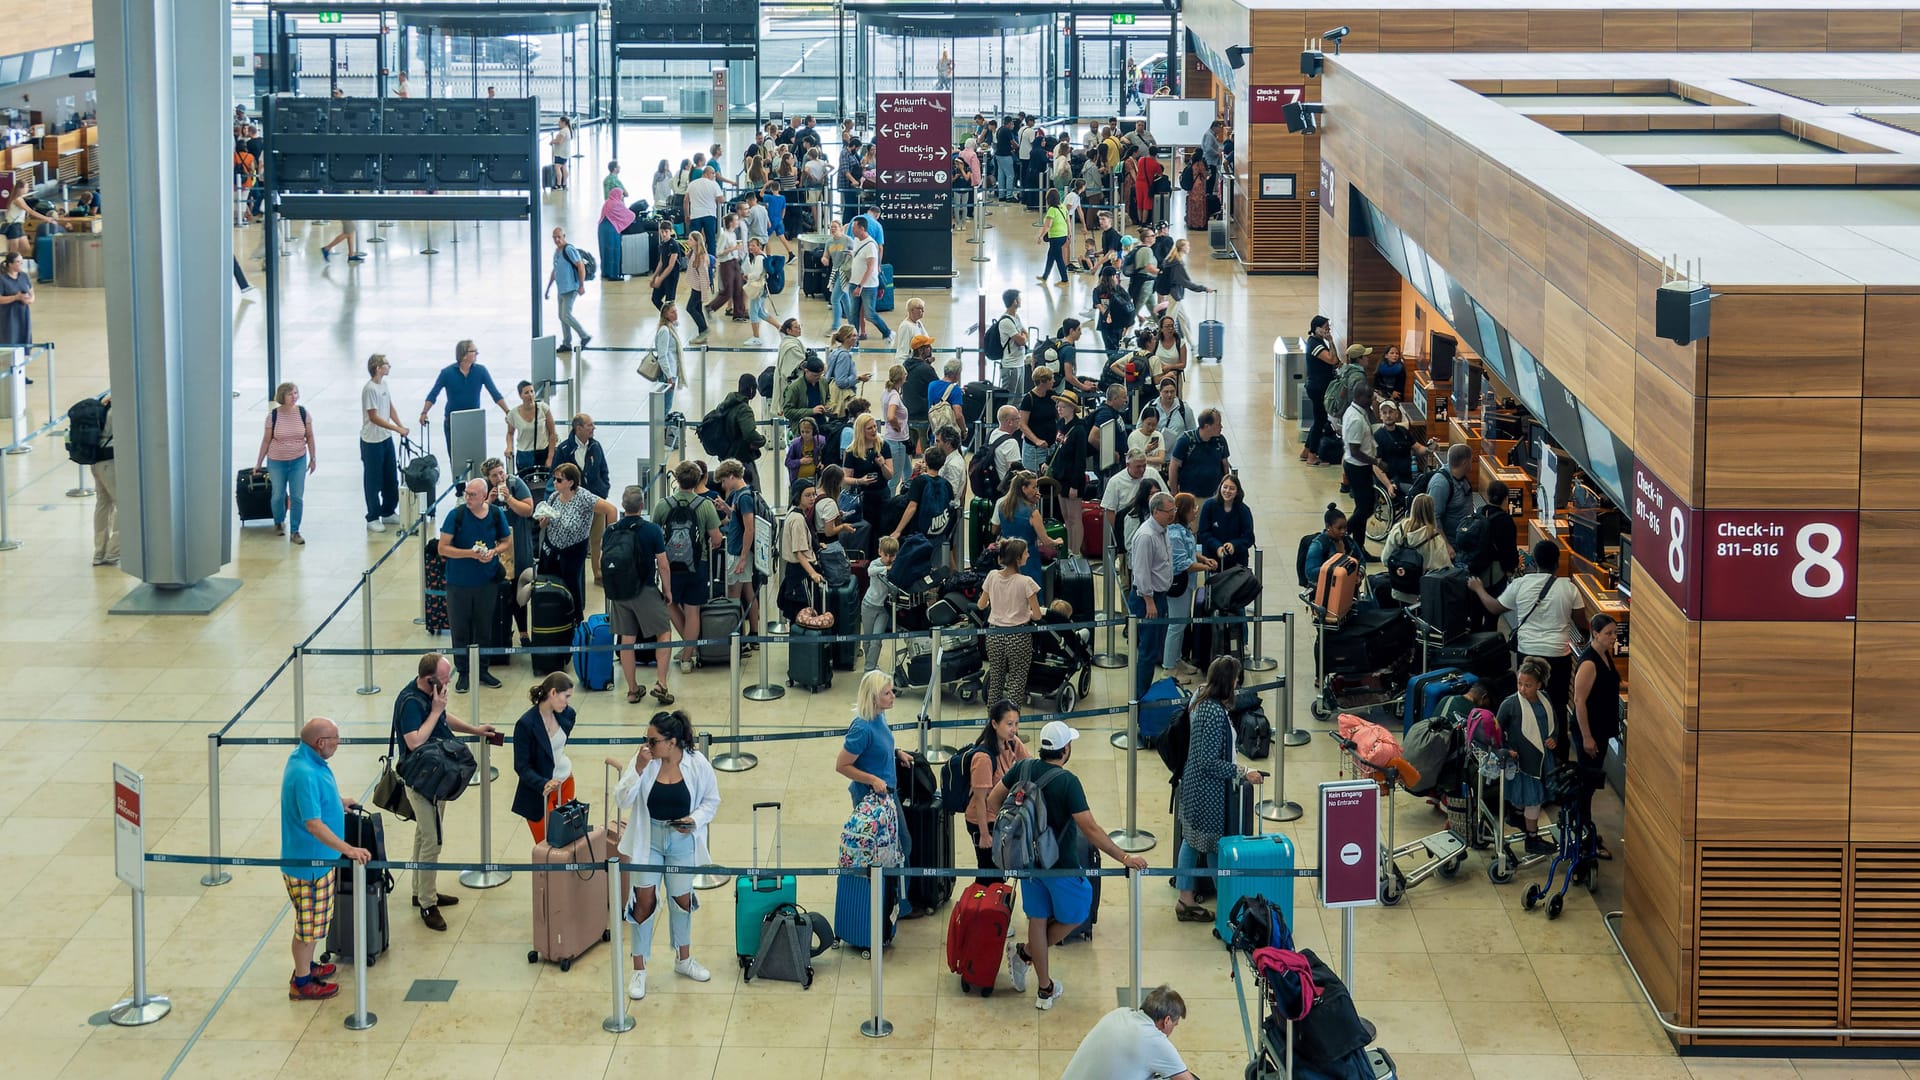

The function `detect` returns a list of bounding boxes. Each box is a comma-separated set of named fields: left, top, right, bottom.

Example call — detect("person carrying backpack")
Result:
left=602, top=486, right=676, bottom=705
left=890, top=446, right=956, bottom=544
left=652, top=462, right=723, bottom=674
left=986, top=721, right=1149, bottom=1011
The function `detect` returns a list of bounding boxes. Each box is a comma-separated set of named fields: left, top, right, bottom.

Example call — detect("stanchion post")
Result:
left=716, top=631, right=761, bottom=770
left=1111, top=614, right=1139, bottom=750
left=1107, top=690, right=1157, bottom=853
left=459, top=651, right=511, bottom=888
left=201, top=733, right=231, bottom=887
left=699, top=345, right=710, bottom=420
left=292, top=645, right=306, bottom=735
left=107, top=884, right=170, bottom=1026
left=66, top=461, right=95, bottom=498
left=1127, top=867, right=1143, bottom=1009
left=1245, top=547, right=1277, bottom=671
left=604, top=853, right=635, bottom=1032
left=415, top=508, right=430, bottom=625
left=858, top=865, right=893, bottom=1038
left=343, top=859, right=378, bottom=1030
left=0, top=453, right=19, bottom=551
left=923, top=634, right=953, bottom=764
left=1281, top=612, right=1309, bottom=747
left=761, top=572, right=789, bottom=637
left=1093, top=517, right=1125, bottom=668
left=355, top=569, right=381, bottom=696
left=743, top=613, right=785, bottom=702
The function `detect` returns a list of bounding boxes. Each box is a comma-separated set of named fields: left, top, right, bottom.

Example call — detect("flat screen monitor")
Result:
left=1617, top=536, right=1633, bottom=596
left=1537, top=442, right=1561, bottom=532
left=1508, top=340, right=1546, bottom=418
left=1401, top=233, right=1431, bottom=300
left=1531, top=359, right=1588, bottom=465
left=1146, top=99, right=1215, bottom=148
left=1429, top=331, right=1457, bottom=383
left=1423, top=253, right=1455, bottom=321
left=1578, top=404, right=1626, bottom=509
left=1470, top=301, right=1512, bottom=387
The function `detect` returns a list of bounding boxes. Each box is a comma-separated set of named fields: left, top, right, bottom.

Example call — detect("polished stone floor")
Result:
left=0, top=122, right=1878, bottom=1080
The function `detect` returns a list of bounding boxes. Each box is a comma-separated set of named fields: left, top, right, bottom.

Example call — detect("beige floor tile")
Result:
left=382, top=1040, right=510, bottom=1080
left=1392, top=1052, right=1475, bottom=1078
left=604, top=1042, right=721, bottom=1078
left=1576, top=1057, right=1695, bottom=1080
left=1449, top=1000, right=1571, bottom=1056
left=494, top=1042, right=614, bottom=1078
left=1553, top=1002, right=1676, bottom=1057
left=1416, top=907, right=1527, bottom=955
left=1430, top=952, right=1547, bottom=1003
left=1469, top=1054, right=1585, bottom=1080
left=1530, top=953, right=1644, bottom=1004
left=0, top=937, right=71, bottom=986
left=710, top=1045, right=826, bottom=1080
left=53, top=1037, right=186, bottom=1080
left=1365, top=999, right=1466, bottom=1055
left=281, top=1039, right=400, bottom=1079
left=169, top=1038, right=299, bottom=1079
left=405, top=990, right=530, bottom=1044
left=1790, top=1059, right=1910, bottom=1077
left=1681, top=1058, right=1803, bottom=1079
left=819, top=1046, right=935, bottom=1079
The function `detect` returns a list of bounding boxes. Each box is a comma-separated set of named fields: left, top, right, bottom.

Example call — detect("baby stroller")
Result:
left=892, top=590, right=986, bottom=702
left=1298, top=533, right=1413, bottom=721
left=1523, top=766, right=1600, bottom=918
left=1022, top=603, right=1095, bottom=712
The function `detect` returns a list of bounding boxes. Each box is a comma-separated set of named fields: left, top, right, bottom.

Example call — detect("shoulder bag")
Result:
left=371, top=710, right=416, bottom=822
left=1504, top=575, right=1559, bottom=657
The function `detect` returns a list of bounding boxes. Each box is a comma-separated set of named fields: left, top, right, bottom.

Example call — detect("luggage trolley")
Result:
left=1330, top=733, right=1468, bottom=905
left=1465, top=744, right=1559, bottom=884
left=1300, top=588, right=1412, bottom=723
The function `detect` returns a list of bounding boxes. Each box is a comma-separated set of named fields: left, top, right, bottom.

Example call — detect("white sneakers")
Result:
left=674, top=955, right=711, bottom=982
left=1005, top=938, right=1029, bottom=993
left=627, top=970, right=647, bottom=1000
left=744, top=337, right=765, bottom=347
left=1035, top=977, right=1065, bottom=1011
left=367, top=520, right=386, bottom=533
left=380, top=515, right=400, bottom=525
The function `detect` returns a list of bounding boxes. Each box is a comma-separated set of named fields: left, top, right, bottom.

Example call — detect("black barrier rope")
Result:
left=214, top=650, right=298, bottom=739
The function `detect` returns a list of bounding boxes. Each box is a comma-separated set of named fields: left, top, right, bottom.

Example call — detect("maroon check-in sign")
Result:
left=1630, top=462, right=1700, bottom=618
left=1319, top=780, right=1379, bottom=908
left=874, top=91, right=952, bottom=190
left=1698, top=509, right=1857, bottom=621
left=1250, top=85, right=1304, bottom=124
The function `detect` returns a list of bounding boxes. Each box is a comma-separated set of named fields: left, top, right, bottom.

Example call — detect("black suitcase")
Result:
left=1418, top=566, right=1476, bottom=643
left=1060, top=846, right=1101, bottom=944
left=485, top=578, right=516, bottom=670
left=826, top=578, right=862, bottom=670
left=841, top=520, right=873, bottom=560
left=802, top=249, right=829, bottom=299
left=787, top=624, right=834, bottom=692
left=1430, top=630, right=1506, bottom=675
left=699, top=595, right=743, bottom=666
left=236, top=468, right=273, bottom=522
left=896, top=754, right=954, bottom=913
left=529, top=576, right=576, bottom=676
left=324, top=808, right=391, bottom=967
left=1048, top=555, right=1096, bottom=621
left=962, top=380, right=1006, bottom=429
left=1322, top=607, right=1413, bottom=672
left=895, top=635, right=983, bottom=690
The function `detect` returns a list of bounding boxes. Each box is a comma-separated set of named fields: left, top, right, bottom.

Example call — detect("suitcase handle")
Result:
left=751, top=801, right=782, bottom=873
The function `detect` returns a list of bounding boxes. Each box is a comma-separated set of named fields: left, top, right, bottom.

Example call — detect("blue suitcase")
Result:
left=572, top=613, right=615, bottom=691
left=1215, top=833, right=1297, bottom=949
left=35, top=234, right=53, bottom=282
left=834, top=867, right=899, bottom=954
left=1403, top=668, right=1475, bottom=732
left=736, top=802, right=799, bottom=966
left=1138, top=676, right=1187, bottom=745
left=874, top=264, right=895, bottom=312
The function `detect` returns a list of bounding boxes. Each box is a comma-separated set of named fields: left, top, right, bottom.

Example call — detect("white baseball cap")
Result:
left=1039, top=721, right=1081, bottom=752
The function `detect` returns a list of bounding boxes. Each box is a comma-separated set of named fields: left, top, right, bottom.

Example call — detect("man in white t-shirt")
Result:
left=846, top=217, right=892, bottom=343
left=1471, top=538, right=1589, bottom=747
left=360, top=354, right=410, bottom=533
left=684, top=166, right=723, bottom=251
left=989, top=405, right=1024, bottom=485
left=1340, top=383, right=1389, bottom=559
left=1059, top=987, right=1195, bottom=1080
left=1101, top=450, right=1166, bottom=552
left=994, top=289, right=1030, bottom=396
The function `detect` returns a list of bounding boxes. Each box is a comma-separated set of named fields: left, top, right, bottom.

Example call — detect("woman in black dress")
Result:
left=1570, top=614, right=1622, bottom=859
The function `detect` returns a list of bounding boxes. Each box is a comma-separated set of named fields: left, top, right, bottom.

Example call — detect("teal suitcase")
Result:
left=735, top=802, right=798, bottom=967
left=1215, top=779, right=1298, bottom=948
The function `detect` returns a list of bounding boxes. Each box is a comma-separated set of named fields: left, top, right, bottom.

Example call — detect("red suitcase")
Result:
left=947, top=881, right=1014, bottom=995
left=1080, top=503, right=1106, bottom=560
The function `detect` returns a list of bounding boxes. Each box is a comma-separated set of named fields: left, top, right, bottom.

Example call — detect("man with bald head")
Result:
left=439, top=477, right=513, bottom=693
left=280, top=717, right=370, bottom=1001
left=991, top=404, right=1024, bottom=487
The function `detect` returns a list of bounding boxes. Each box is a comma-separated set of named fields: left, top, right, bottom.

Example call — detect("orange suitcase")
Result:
left=1315, top=553, right=1364, bottom=623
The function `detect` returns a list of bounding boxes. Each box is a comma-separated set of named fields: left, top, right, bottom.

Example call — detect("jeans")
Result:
left=749, top=293, right=771, bottom=326
left=359, top=438, right=398, bottom=522
left=1162, top=584, right=1196, bottom=669
left=689, top=215, right=718, bottom=250
left=628, top=824, right=697, bottom=960
left=885, top=438, right=911, bottom=495
left=830, top=282, right=853, bottom=330
left=1042, top=236, right=1069, bottom=283
left=447, top=582, right=499, bottom=677
left=997, top=156, right=1017, bottom=199
left=854, top=292, right=890, bottom=339
left=556, top=289, right=588, bottom=347
left=1128, top=590, right=1169, bottom=703
left=266, top=455, right=307, bottom=533
left=687, top=289, right=710, bottom=335
left=405, top=787, right=443, bottom=904
left=514, top=449, right=544, bottom=475
left=91, top=459, right=119, bottom=561
left=1175, top=838, right=1208, bottom=894
left=1020, top=440, right=1051, bottom=474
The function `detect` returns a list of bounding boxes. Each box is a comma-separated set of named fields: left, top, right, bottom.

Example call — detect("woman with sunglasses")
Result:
left=606, top=710, right=719, bottom=1000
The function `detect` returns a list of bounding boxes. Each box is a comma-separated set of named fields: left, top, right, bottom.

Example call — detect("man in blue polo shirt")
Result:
left=1169, top=408, right=1231, bottom=501
left=280, top=717, right=370, bottom=1001
left=419, top=338, right=510, bottom=443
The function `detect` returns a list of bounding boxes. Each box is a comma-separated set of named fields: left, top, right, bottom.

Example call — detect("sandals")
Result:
left=649, top=683, right=675, bottom=705
left=626, top=687, right=645, bottom=704
left=1175, top=901, right=1214, bottom=923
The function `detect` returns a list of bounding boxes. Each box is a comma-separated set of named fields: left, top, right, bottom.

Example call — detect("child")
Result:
left=862, top=535, right=900, bottom=672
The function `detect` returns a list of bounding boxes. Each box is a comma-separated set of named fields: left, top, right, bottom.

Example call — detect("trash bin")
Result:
left=1273, top=335, right=1308, bottom=419
left=0, top=348, right=29, bottom=447
left=53, top=231, right=105, bottom=288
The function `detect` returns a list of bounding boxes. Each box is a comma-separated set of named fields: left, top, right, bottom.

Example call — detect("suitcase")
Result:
left=1050, top=554, right=1096, bottom=621
left=1314, top=553, right=1364, bottom=622
left=850, top=558, right=872, bottom=599
left=572, top=612, right=615, bottom=691
left=1060, top=846, right=1101, bottom=944
left=736, top=802, right=799, bottom=965
left=1418, top=566, right=1476, bottom=643
left=1080, top=504, right=1107, bottom=560
left=699, top=556, right=744, bottom=665
left=802, top=249, right=829, bottom=299
left=235, top=468, right=274, bottom=522
left=834, top=866, right=899, bottom=953
left=529, top=576, right=576, bottom=676
left=1197, top=296, right=1225, bottom=361
left=841, top=520, right=873, bottom=560
left=961, top=381, right=1006, bottom=430
left=323, top=808, right=391, bottom=967
left=484, top=577, right=515, bottom=668
left=1430, top=630, right=1506, bottom=675
left=827, top=578, right=862, bottom=671
left=620, top=231, right=652, bottom=276
left=35, top=234, right=53, bottom=281
left=542, top=163, right=557, bottom=189
left=1214, top=832, right=1297, bottom=950
left=787, top=624, right=834, bottom=692
left=874, top=264, right=895, bottom=311
left=1321, top=607, right=1413, bottom=673
left=897, top=753, right=953, bottom=914
left=1403, top=668, right=1471, bottom=733
left=946, top=882, right=1014, bottom=995
left=422, top=537, right=451, bottom=634
left=968, top=497, right=997, bottom=566
left=531, top=822, right=611, bottom=970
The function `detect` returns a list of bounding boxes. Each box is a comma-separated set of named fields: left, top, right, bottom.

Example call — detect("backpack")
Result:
left=1465, top=706, right=1502, bottom=749
left=1208, top=565, right=1263, bottom=614
left=1322, top=364, right=1367, bottom=423
left=568, top=244, right=597, bottom=283
left=744, top=902, right=833, bottom=986
left=696, top=405, right=736, bottom=459
left=1384, top=529, right=1429, bottom=594
left=600, top=519, right=649, bottom=601
left=919, top=475, right=954, bottom=538
left=1156, top=701, right=1194, bottom=778
left=1227, top=894, right=1294, bottom=954
left=991, top=764, right=1070, bottom=871
left=1178, top=162, right=1195, bottom=192
left=969, top=433, right=1015, bottom=503
left=1336, top=713, right=1407, bottom=779
left=982, top=314, right=1017, bottom=363
left=927, top=383, right=962, bottom=438
left=65, top=398, right=107, bottom=465
left=765, top=253, right=786, bottom=295
left=1252, top=945, right=1318, bottom=1022
left=662, top=497, right=702, bottom=572
left=940, top=744, right=983, bottom=815
left=1452, top=505, right=1500, bottom=573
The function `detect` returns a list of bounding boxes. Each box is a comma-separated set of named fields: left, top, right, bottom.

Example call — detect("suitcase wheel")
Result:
left=559, top=957, right=572, bottom=973
left=602, top=929, right=612, bottom=942
left=803, top=967, right=814, bottom=990
left=528, top=950, right=539, bottom=964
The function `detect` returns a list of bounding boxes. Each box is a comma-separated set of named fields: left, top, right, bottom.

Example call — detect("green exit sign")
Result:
left=1110, top=13, right=1136, bottom=25
left=317, top=12, right=342, bottom=23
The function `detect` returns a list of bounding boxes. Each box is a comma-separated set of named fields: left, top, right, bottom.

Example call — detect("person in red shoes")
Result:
left=279, top=717, right=370, bottom=1000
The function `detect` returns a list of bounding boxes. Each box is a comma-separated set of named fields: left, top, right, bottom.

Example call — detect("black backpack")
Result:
left=65, top=398, right=107, bottom=465
left=982, top=315, right=1016, bottom=363
left=969, top=433, right=1015, bottom=503
left=1155, top=700, right=1194, bottom=778
left=1385, top=533, right=1428, bottom=594
left=940, top=745, right=982, bottom=814
left=601, top=519, right=649, bottom=601
left=696, top=405, right=736, bottom=459
left=1452, top=506, right=1500, bottom=573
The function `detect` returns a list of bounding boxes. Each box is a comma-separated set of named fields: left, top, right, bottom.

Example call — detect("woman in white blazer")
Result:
left=606, top=709, right=721, bottom=1001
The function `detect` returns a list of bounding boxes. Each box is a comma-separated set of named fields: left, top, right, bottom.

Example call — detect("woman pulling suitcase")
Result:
left=1174, top=656, right=1264, bottom=922
left=607, top=710, right=720, bottom=1000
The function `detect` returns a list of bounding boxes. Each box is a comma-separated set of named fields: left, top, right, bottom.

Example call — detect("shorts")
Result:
left=284, top=872, right=337, bottom=943
left=669, top=570, right=709, bottom=607
left=609, top=586, right=673, bottom=639
left=1020, top=872, right=1093, bottom=926
left=724, top=552, right=756, bottom=587
left=0, top=223, right=21, bottom=241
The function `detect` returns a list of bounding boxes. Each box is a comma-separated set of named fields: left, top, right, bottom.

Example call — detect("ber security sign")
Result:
left=874, top=91, right=951, bottom=189
left=1631, top=461, right=1857, bottom=622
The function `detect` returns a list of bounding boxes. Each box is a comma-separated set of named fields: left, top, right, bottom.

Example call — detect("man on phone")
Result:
left=393, top=652, right=498, bottom=932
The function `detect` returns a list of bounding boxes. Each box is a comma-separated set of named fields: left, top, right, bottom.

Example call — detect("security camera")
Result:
left=1321, top=26, right=1351, bottom=54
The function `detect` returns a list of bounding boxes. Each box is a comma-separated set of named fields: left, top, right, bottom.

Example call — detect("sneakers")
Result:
left=1036, top=977, right=1065, bottom=1010
left=1005, top=940, right=1030, bottom=993
left=420, top=905, right=447, bottom=932
left=479, top=671, right=502, bottom=689
left=381, top=515, right=400, bottom=525
left=320, top=248, right=333, bottom=262
left=347, top=253, right=366, bottom=262
left=1523, top=834, right=1556, bottom=856
left=580, top=334, right=593, bottom=350
left=308, top=961, right=337, bottom=980
left=674, top=955, right=711, bottom=982
left=689, top=334, right=709, bottom=346
left=627, top=969, right=648, bottom=1000
left=290, top=533, right=306, bottom=546
left=368, top=520, right=386, bottom=533
left=290, top=977, right=339, bottom=1001
left=744, top=337, right=764, bottom=347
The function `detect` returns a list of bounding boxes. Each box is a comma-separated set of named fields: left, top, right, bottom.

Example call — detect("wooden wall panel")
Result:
left=1454, top=11, right=1531, bottom=51
left=1676, top=9, right=1754, bottom=50
left=1544, top=287, right=1591, bottom=403
left=1635, top=357, right=1704, bottom=506
left=9, top=0, right=92, bottom=57
left=1528, top=10, right=1604, bottom=50
left=1311, top=10, right=1382, bottom=51
left=1379, top=10, right=1456, bottom=52
left=1854, top=624, right=1920, bottom=732
left=1695, top=732, right=1851, bottom=840
left=1856, top=512, right=1920, bottom=623
left=1863, top=293, right=1920, bottom=398
left=1632, top=562, right=1700, bottom=716
left=1851, top=735, right=1920, bottom=840
left=1585, top=235, right=1640, bottom=341
left=1583, top=321, right=1636, bottom=438
left=1862, top=399, right=1920, bottom=510
left=1697, top=622, right=1855, bottom=731
left=1751, top=9, right=1829, bottom=49
left=1604, top=10, right=1679, bottom=50
left=1703, top=292, right=1865, bottom=398
left=1544, top=209, right=1591, bottom=310
left=1703, top=398, right=1861, bottom=508
left=1347, top=237, right=1404, bottom=353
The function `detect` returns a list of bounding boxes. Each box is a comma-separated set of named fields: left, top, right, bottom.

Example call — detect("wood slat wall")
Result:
left=1695, top=845, right=1845, bottom=1043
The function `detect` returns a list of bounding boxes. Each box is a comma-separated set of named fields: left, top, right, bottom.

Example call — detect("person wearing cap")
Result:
left=1048, top=389, right=1092, bottom=556
left=987, top=719, right=1151, bottom=1011
left=1126, top=492, right=1178, bottom=703
left=781, top=354, right=830, bottom=426
left=902, top=336, right=939, bottom=449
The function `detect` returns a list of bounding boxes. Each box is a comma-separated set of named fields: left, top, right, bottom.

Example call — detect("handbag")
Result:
left=396, top=737, right=478, bottom=802
left=838, top=791, right=903, bottom=868
left=544, top=794, right=591, bottom=850
left=636, top=351, right=664, bottom=382
left=371, top=714, right=416, bottom=821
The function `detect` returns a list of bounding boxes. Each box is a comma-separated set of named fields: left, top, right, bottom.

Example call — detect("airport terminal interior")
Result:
left=3, top=0, right=1916, bottom=1077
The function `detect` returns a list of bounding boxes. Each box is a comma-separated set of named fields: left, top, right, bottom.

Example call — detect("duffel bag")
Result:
left=397, top=739, right=478, bottom=801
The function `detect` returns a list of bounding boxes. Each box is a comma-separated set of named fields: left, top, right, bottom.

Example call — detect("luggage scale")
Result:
left=1330, top=734, right=1467, bottom=905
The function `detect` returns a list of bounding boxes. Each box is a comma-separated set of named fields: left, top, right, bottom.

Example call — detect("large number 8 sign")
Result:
left=1668, top=506, right=1687, bottom=583
left=1793, top=523, right=1846, bottom=600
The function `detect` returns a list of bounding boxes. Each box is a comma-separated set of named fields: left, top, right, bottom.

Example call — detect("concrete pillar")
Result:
left=93, top=0, right=240, bottom=612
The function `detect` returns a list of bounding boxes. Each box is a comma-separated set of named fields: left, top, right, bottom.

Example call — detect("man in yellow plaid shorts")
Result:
left=281, top=717, right=372, bottom=1000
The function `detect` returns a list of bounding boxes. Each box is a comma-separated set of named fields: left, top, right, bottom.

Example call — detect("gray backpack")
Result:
left=992, top=765, right=1069, bottom=872
left=745, top=902, right=833, bottom=988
